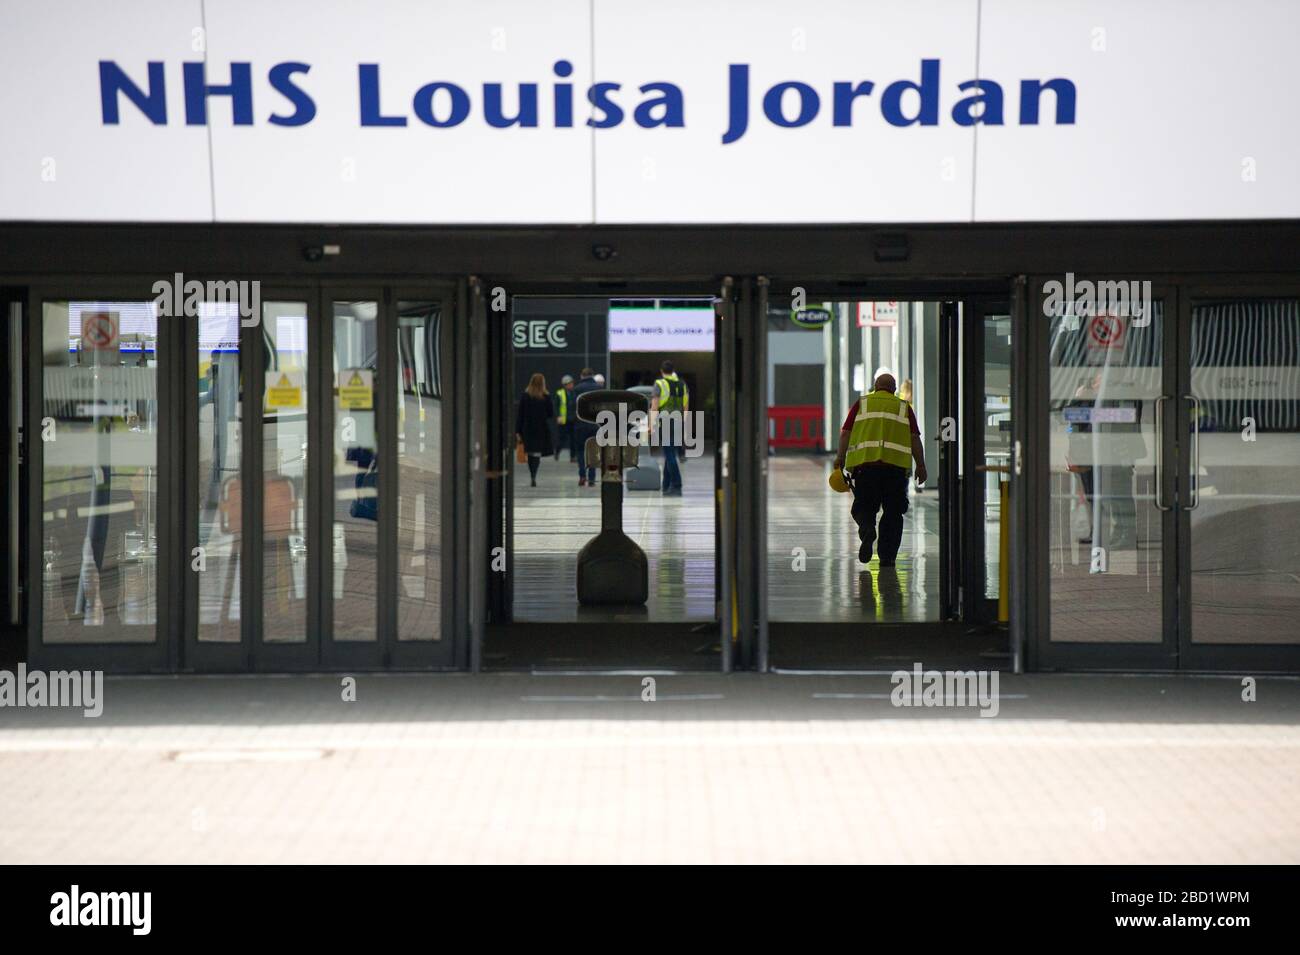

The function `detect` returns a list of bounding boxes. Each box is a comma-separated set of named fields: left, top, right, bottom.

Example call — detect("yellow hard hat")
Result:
left=828, top=468, right=851, bottom=494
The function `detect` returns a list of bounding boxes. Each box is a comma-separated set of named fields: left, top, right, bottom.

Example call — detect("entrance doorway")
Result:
left=484, top=292, right=725, bottom=670
left=758, top=292, right=1014, bottom=670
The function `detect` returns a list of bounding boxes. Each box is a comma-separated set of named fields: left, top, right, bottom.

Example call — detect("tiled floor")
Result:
left=1, top=672, right=1297, bottom=864
left=512, top=454, right=1001, bottom=625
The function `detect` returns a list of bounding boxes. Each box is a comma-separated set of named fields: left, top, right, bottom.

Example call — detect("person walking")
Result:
left=571, top=367, right=602, bottom=487
left=651, top=359, right=689, bottom=496
left=833, top=372, right=927, bottom=566
left=515, top=373, right=554, bottom=487
left=554, top=374, right=576, bottom=461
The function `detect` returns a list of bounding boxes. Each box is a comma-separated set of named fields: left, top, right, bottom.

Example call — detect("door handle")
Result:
left=1154, top=395, right=1172, bottom=511
left=1184, top=394, right=1201, bottom=509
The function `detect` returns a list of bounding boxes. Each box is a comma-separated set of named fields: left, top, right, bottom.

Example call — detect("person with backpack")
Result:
left=651, top=359, right=689, bottom=496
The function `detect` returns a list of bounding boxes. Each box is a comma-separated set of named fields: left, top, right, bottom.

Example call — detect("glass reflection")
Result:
left=332, top=301, right=379, bottom=642
left=41, top=301, right=158, bottom=643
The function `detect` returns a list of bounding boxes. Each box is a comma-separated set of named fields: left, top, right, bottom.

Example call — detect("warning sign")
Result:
left=81, top=311, right=119, bottom=352
left=858, top=301, right=899, bottom=328
left=338, top=369, right=373, bottom=410
left=1088, top=313, right=1125, bottom=349
left=265, top=371, right=304, bottom=410
left=1087, top=312, right=1126, bottom=364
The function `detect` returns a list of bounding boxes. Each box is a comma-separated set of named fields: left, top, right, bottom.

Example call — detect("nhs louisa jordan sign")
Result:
left=95, top=59, right=1076, bottom=144
left=2, top=0, right=1299, bottom=224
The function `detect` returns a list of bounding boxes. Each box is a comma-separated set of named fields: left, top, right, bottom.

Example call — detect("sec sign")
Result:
left=512, top=320, right=567, bottom=349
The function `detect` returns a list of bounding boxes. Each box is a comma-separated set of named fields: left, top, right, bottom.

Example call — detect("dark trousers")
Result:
left=661, top=438, right=682, bottom=491
left=556, top=421, right=576, bottom=461
left=850, top=465, right=910, bottom=562
left=574, top=429, right=595, bottom=483
left=1076, top=465, right=1136, bottom=548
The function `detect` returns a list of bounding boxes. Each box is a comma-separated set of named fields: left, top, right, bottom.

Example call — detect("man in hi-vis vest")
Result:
left=833, top=372, right=928, bottom=566
left=554, top=374, right=576, bottom=462
left=652, top=359, right=689, bottom=496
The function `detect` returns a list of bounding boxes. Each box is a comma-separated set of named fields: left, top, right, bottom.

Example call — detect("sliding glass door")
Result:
left=32, top=282, right=457, bottom=673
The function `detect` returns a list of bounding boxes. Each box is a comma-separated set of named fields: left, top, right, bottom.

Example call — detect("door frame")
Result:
left=960, top=296, right=1014, bottom=625
left=1, top=289, right=26, bottom=646
left=1176, top=282, right=1300, bottom=673
left=753, top=279, right=1014, bottom=669
left=474, top=279, right=733, bottom=671
left=1027, top=276, right=1182, bottom=671
left=25, top=278, right=461, bottom=674
left=27, top=281, right=179, bottom=672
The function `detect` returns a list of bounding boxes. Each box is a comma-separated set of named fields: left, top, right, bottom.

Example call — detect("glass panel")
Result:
left=197, top=304, right=242, bottom=642
left=983, top=313, right=1012, bottom=601
left=1189, top=299, right=1300, bottom=644
left=766, top=300, right=939, bottom=623
left=332, top=301, right=379, bottom=642
left=1048, top=302, right=1164, bottom=643
left=262, top=302, right=309, bottom=644
left=396, top=302, right=441, bottom=641
left=41, top=301, right=158, bottom=643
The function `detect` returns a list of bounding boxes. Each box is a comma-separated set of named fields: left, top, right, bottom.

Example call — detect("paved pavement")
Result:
left=1, top=672, right=1297, bottom=864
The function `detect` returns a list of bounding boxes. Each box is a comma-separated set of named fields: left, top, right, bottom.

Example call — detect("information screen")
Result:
left=608, top=306, right=715, bottom=353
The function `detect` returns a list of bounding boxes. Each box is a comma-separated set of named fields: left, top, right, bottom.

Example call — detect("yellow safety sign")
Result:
left=338, top=369, right=373, bottom=410
left=265, top=371, right=304, bottom=410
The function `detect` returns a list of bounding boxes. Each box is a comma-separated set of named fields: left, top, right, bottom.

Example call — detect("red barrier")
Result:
left=768, top=405, right=825, bottom=450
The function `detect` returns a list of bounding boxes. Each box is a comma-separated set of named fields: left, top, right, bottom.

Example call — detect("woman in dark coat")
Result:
left=515, top=373, right=555, bottom=486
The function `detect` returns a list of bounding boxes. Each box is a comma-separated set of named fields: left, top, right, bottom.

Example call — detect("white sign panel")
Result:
left=608, top=307, right=715, bottom=352
left=1, top=0, right=1298, bottom=224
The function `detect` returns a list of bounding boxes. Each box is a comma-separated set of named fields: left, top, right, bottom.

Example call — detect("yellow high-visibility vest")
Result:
left=557, top=387, right=568, bottom=424
left=845, top=390, right=912, bottom=470
left=655, top=373, right=688, bottom=413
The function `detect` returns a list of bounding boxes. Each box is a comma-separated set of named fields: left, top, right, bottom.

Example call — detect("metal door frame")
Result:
left=1176, top=282, right=1300, bottom=673
left=1027, top=277, right=1181, bottom=671
left=960, top=296, right=1013, bottom=625
left=938, top=299, right=960, bottom=620
left=753, top=280, right=1014, bottom=669
left=27, top=281, right=179, bottom=672
left=470, top=279, right=733, bottom=672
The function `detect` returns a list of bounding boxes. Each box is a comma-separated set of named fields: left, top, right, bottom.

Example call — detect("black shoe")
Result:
left=531, top=478, right=537, bottom=487
left=578, top=477, right=586, bottom=487
left=858, top=542, right=872, bottom=564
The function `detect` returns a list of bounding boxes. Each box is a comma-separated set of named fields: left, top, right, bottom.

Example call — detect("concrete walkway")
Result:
left=1, top=672, right=1297, bottom=864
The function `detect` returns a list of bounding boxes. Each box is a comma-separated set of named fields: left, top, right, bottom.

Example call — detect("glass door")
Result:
left=1035, top=279, right=1178, bottom=669
left=1179, top=291, right=1300, bottom=671
left=183, top=284, right=456, bottom=672
left=1035, top=280, right=1300, bottom=671
left=34, top=292, right=173, bottom=670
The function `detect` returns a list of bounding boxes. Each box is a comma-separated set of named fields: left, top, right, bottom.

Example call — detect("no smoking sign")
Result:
left=1087, top=313, right=1125, bottom=351
left=81, top=311, right=120, bottom=352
